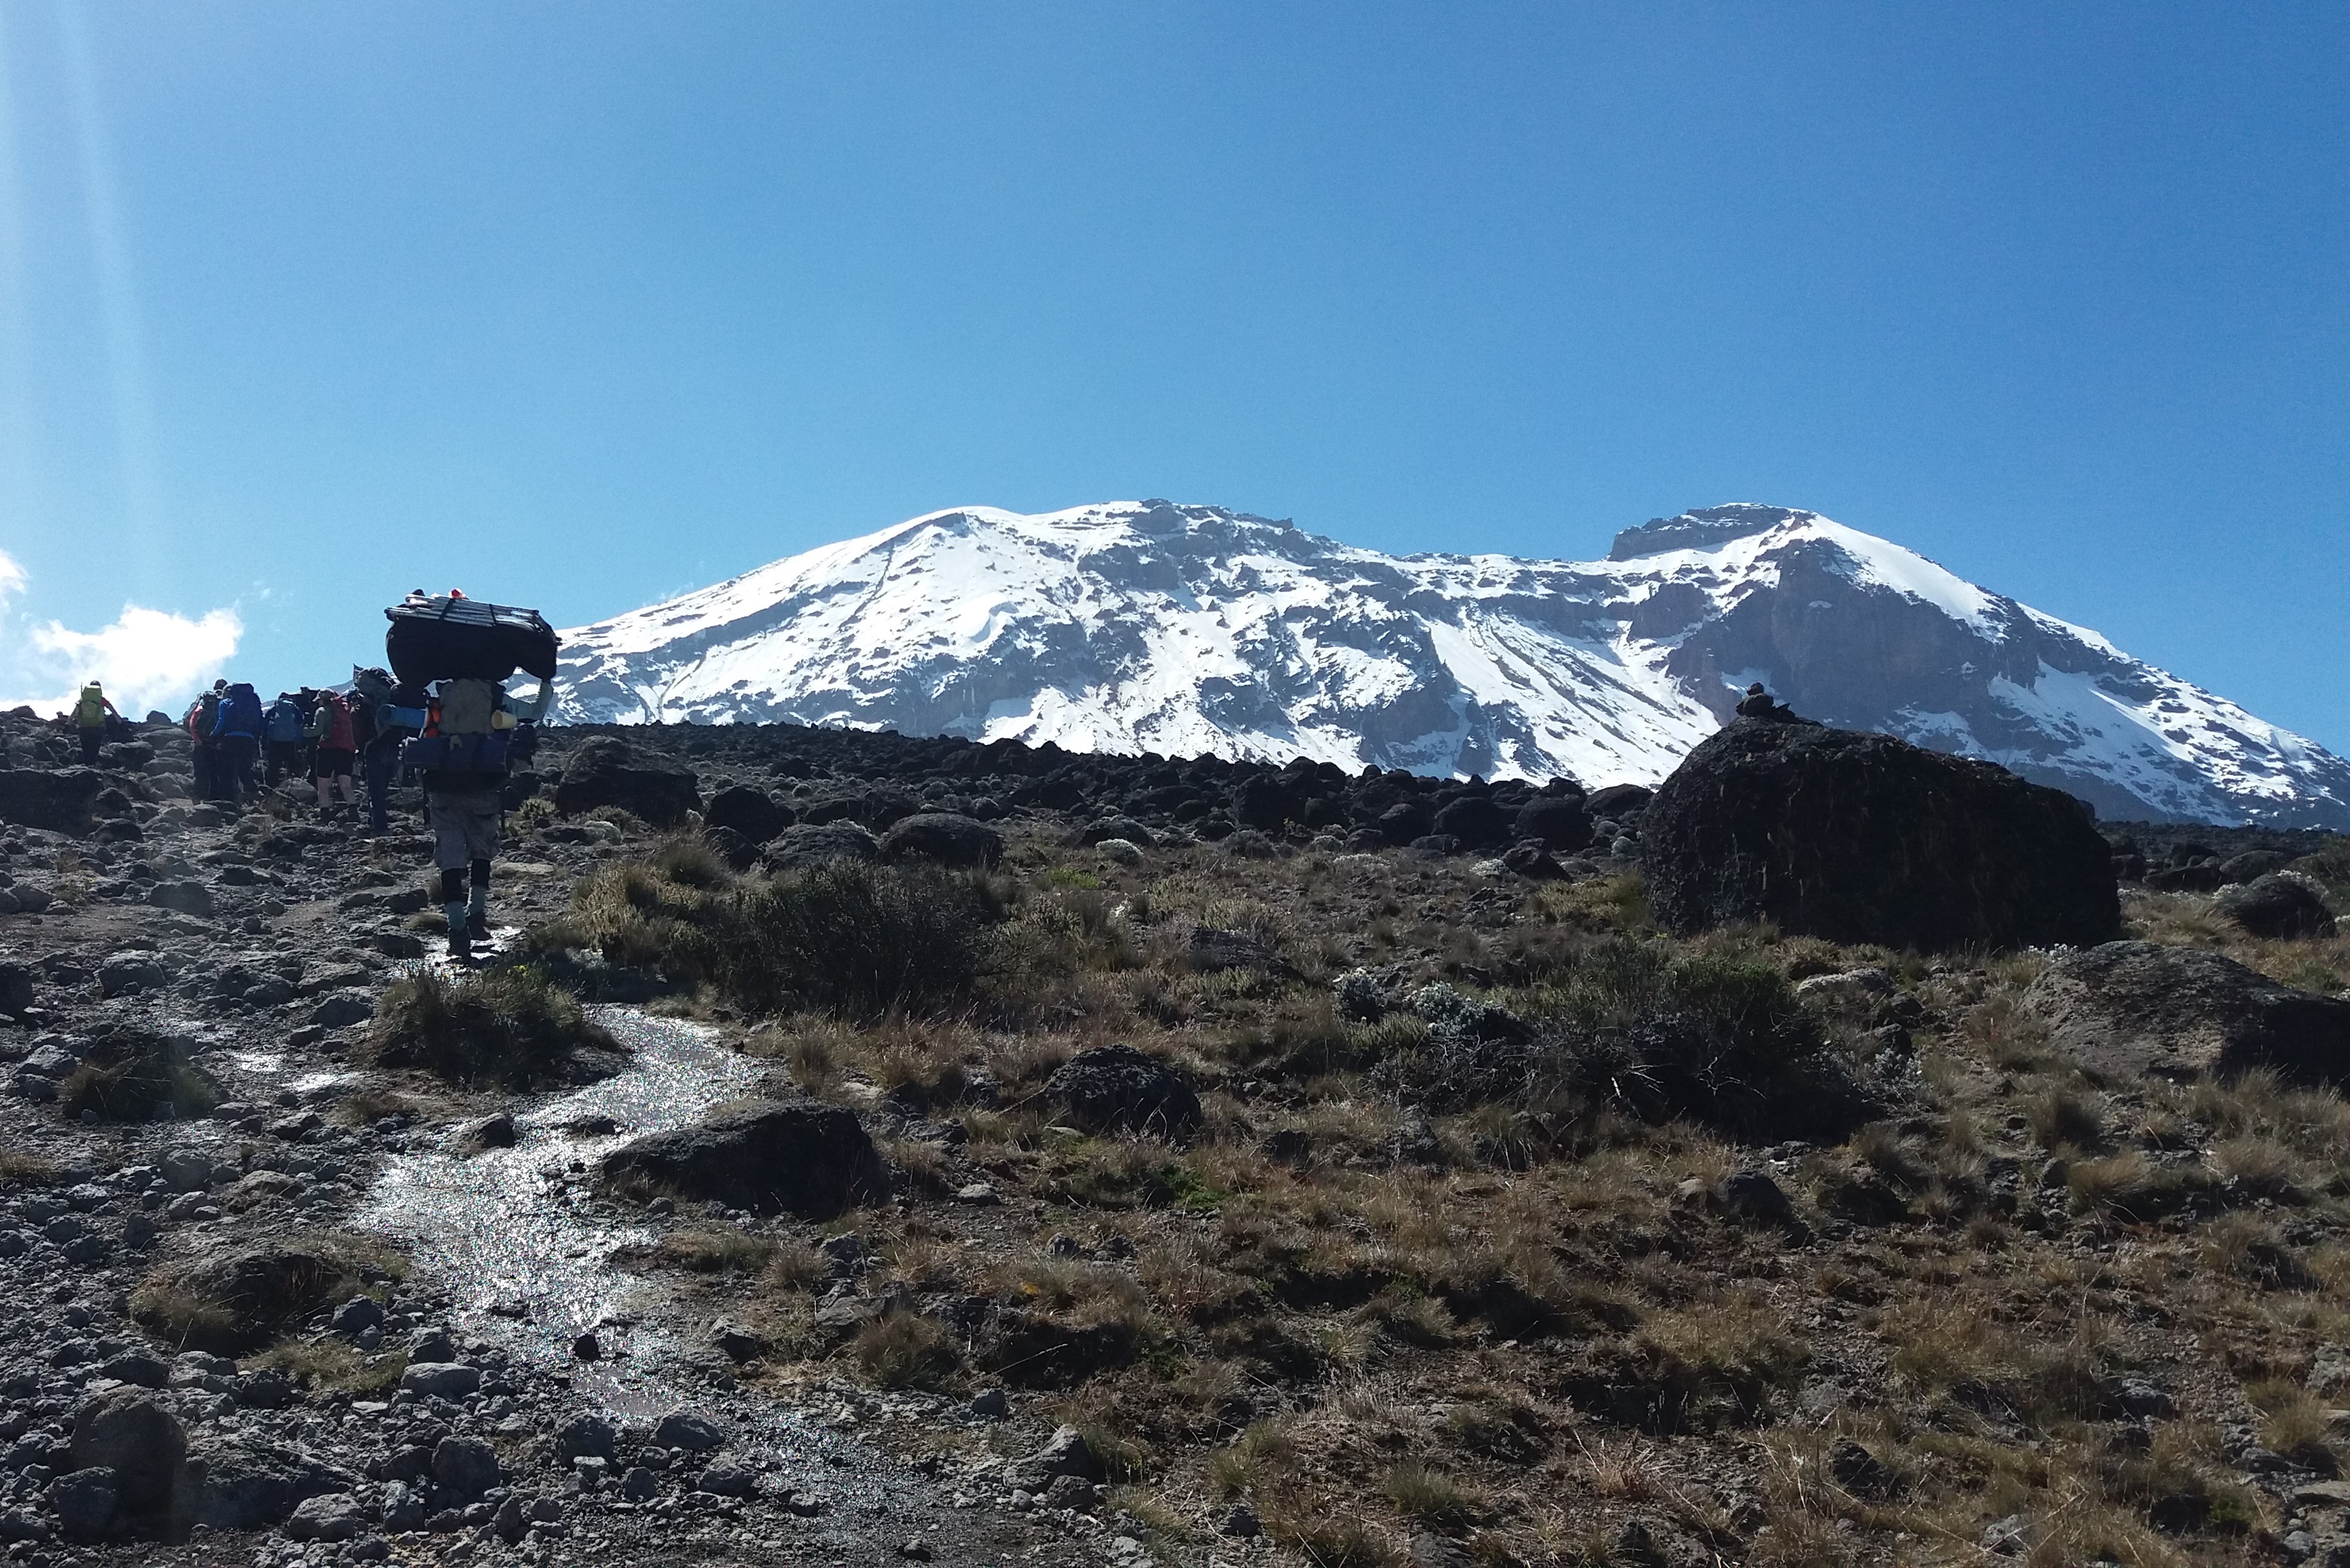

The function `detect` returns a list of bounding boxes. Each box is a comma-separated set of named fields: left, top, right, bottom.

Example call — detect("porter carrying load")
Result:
left=378, top=591, right=559, bottom=960
left=384, top=591, right=560, bottom=688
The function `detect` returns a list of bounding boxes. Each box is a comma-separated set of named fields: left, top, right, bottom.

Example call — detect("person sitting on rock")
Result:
left=70, top=681, right=120, bottom=764
left=1733, top=682, right=1807, bottom=723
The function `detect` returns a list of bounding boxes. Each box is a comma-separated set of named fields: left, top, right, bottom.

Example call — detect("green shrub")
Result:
left=366, top=965, right=618, bottom=1087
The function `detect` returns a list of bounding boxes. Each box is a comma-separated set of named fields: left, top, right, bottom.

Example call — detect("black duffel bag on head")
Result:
left=385, top=595, right=560, bottom=685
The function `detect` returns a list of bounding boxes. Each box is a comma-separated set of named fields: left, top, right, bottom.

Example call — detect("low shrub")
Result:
left=853, top=1310, right=959, bottom=1390
left=58, top=1031, right=221, bottom=1122
left=1378, top=939, right=1870, bottom=1144
left=366, top=964, right=619, bottom=1088
left=659, top=1227, right=778, bottom=1273
left=558, top=853, right=992, bottom=1019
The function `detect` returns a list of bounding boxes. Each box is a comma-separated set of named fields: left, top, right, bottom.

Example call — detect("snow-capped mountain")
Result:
left=554, top=500, right=2350, bottom=827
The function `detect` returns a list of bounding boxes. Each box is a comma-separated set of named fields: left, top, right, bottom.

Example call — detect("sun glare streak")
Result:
left=55, top=1, right=163, bottom=600
left=0, top=9, right=35, bottom=536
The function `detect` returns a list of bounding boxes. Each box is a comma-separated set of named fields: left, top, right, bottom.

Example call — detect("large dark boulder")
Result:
left=600, top=1098, right=886, bottom=1217
left=552, top=738, right=700, bottom=827
left=70, top=1391, right=185, bottom=1527
left=2218, top=850, right=2295, bottom=885
left=2215, top=875, right=2337, bottom=940
left=175, top=1440, right=356, bottom=1532
left=1641, top=720, right=2119, bottom=949
left=703, top=785, right=788, bottom=844
left=1431, top=795, right=1512, bottom=852
left=1513, top=798, right=1593, bottom=854
left=1583, top=783, right=1653, bottom=821
left=0, top=768, right=102, bottom=834
left=761, top=821, right=880, bottom=871
left=880, top=812, right=1005, bottom=868
left=1233, top=775, right=1299, bottom=833
left=1375, top=800, right=1435, bottom=846
left=2026, top=941, right=2350, bottom=1085
left=1045, top=1044, right=1201, bottom=1139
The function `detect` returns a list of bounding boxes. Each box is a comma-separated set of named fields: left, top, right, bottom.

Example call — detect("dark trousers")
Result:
left=191, top=744, right=217, bottom=801
left=78, top=729, right=102, bottom=765
left=264, top=741, right=304, bottom=787
left=216, top=736, right=259, bottom=805
left=364, top=754, right=395, bottom=832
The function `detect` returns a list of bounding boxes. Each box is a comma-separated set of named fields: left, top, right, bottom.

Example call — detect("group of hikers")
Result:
left=166, top=670, right=483, bottom=831
left=57, top=590, right=561, bottom=961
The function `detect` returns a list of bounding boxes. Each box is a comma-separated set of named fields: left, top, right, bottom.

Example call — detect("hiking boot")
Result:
left=443, top=901, right=473, bottom=962
left=466, top=910, right=491, bottom=939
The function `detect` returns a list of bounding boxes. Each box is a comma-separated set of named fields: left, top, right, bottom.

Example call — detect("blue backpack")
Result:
left=212, top=683, right=264, bottom=739
left=265, top=697, right=305, bottom=745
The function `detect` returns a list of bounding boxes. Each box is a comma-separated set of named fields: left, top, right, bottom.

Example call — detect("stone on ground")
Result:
left=2026, top=941, right=2350, bottom=1084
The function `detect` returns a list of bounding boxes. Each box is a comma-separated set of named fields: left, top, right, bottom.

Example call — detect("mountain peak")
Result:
left=1608, top=502, right=1819, bottom=560
left=554, top=500, right=2350, bottom=828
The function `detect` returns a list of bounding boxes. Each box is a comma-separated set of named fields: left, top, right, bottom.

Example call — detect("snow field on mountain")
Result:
left=552, top=500, right=2350, bottom=826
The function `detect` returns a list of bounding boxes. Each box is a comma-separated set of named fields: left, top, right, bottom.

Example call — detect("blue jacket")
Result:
left=212, top=685, right=264, bottom=740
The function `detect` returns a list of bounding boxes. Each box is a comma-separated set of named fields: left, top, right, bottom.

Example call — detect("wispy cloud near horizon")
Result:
left=0, top=545, right=240, bottom=717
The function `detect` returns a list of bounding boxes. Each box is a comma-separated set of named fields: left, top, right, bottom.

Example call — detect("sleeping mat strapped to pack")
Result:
left=384, top=596, right=560, bottom=686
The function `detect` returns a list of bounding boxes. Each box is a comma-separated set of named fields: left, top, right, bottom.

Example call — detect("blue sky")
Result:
left=0, top=3, right=2343, bottom=750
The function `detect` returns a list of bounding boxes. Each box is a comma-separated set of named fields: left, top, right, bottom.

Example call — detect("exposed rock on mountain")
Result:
left=555, top=499, right=2349, bottom=828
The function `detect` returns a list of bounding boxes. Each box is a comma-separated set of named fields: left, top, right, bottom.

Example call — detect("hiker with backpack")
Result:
left=71, top=683, right=120, bottom=765
left=345, top=677, right=384, bottom=828
left=210, top=681, right=266, bottom=808
left=350, top=666, right=407, bottom=834
left=262, top=693, right=308, bottom=786
left=185, top=682, right=226, bottom=802
left=306, top=688, right=361, bottom=811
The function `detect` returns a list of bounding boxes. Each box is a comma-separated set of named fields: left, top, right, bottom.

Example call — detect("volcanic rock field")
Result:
left=0, top=710, right=2347, bottom=1568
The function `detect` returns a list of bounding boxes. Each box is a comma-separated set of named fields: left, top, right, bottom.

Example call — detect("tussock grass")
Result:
left=659, top=1227, right=777, bottom=1273
left=2024, top=1085, right=2107, bottom=1152
left=0, top=1150, right=57, bottom=1183
left=853, top=1310, right=959, bottom=1390
left=249, top=1338, right=406, bottom=1394
left=2248, top=1379, right=2337, bottom=1471
left=59, top=1033, right=221, bottom=1122
left=133, top=1233, right=403, bottom=1354
left=367, top=964, right=617, bottom=1088
left=1384, top=1462, right=1485, bottom=1531
left=763, top=1240, right=828, bottom=1294
left=2066, top=1151, right=2217, bottom=1221
left=553, top=850, right=992, bottom=1019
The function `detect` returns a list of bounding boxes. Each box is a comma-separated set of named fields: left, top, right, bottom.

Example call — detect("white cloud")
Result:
left=0, top=546, right=243, bottom=718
